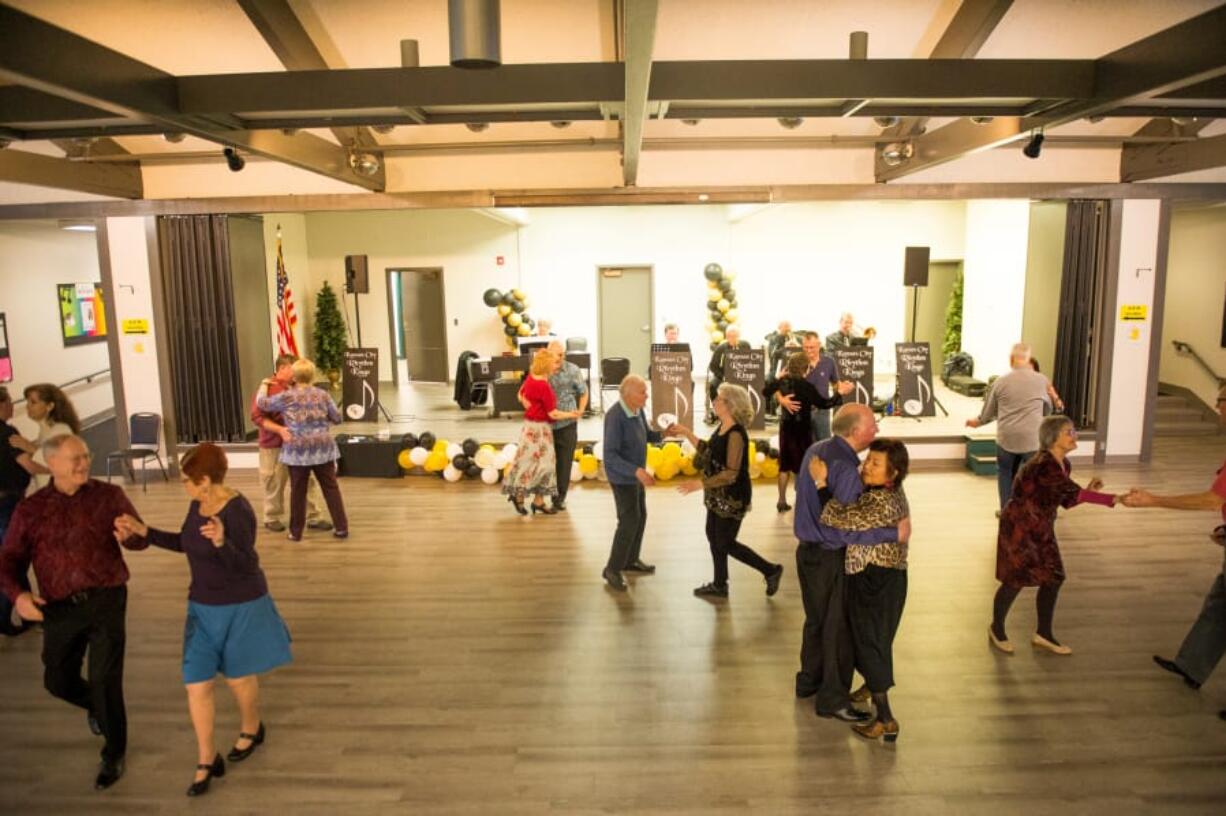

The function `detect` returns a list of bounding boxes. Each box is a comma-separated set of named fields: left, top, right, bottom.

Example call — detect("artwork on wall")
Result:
left=58, top=282, right=107, bottom=347
left=0, top=312, right=11, bottom=383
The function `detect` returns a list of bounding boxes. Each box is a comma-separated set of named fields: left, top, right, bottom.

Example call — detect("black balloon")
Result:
left=582, top=444, right=594, bottom=455
left=769, top=448, right=780, bottom=459
left=510, top=299, right=525, bottom=313
left=418, top=431, right=436, bottom=450
left=461, top=438, right=479, bottom=457
left=465, top=463, right=482, bottom=479
left=704, top=263, right=723, bottom=281
left=402, top=432, right=419, bottom=449
left=482, top=288, right=503, bottom=307
left=717, top=319, right=729, bottom=331
left=501, top=292, right=514, bottom=306
left=452, top=454, right=470, bottom=471
left=504, top=324, right=518, bottom=336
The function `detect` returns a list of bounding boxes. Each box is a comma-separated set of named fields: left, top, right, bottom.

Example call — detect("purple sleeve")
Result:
left=213, top=499, right=260, bottom=573
left=828, top=460, right=865, bottom=505
left=325, top=392, right=342, bottom=424
left=1075, top=489, right=1115, bottom=508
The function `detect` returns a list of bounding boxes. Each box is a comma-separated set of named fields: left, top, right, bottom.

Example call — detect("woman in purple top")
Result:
left=256, top=358, right=349, bottom=540
left=114, top=443, right=291, bottom=797
left=990, top=415, right=1123, bottom=657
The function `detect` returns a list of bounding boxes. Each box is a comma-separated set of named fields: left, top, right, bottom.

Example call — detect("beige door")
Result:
left=598, top=266, right=653, bottom=377
left=390, top=268, right=449, bottom=383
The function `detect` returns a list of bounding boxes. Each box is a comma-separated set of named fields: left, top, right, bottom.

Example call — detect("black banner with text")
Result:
left=895, top=342, right=935, bottom=417
left=342, top=348, right=379, bottom=422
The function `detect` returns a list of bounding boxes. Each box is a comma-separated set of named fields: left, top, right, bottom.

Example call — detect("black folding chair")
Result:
left=106, top=412, right=169, bottom=492
left=599, top=357, right=631, bottom=413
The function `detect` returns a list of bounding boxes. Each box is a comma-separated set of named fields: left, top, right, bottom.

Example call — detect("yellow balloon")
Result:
left=424, top=451, right=447, bottom=472
left=434, top=439, right=449, bottom=453
left=511, top=288, right=525, bottom=301
left=710, top=330, right=724, bottom=344
left=656, top=461, right=679, bottom=481
left=497, top=304, right=511, bottom=317
left=717, top=299, right=730, bottom=313
left=579, top=454, right=599, bottom=476
left=761, top=459, right=780, bottom=479
left=748, top=442, right=757, bottom=461
left=574, top=450, right=583, bottom=461
left=507, top=312, right=523, bottom=327
left=397, top=449, right=414, bottom=470
left=707, top=289, right=721, bottom=302
left=680, top=455, right=698, bottom=476
left=662, top=442, right=682, bottom=462
left=725, top=308, right=739, bottom=323
left=480, top=444, right=495, bottom=452
left=517, top=324, right=531, bottom=336
left=646, top=446, right=663, bottom=469
left=705, top=318, right=716, bottom=331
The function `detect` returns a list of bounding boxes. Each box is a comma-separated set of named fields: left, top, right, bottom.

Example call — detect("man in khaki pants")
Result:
left=252, top=354, right=328, bottom=532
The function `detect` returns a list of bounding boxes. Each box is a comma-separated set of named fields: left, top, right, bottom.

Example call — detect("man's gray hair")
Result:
left=1011, top=343, right=1032, bottom=363
left=831, top=404, right=865, bottom=438
left=43, top=432, right=87, bottom=460
left=1038, top=415, right=1072, bottom=449
left=716, top=383, right=755, bottom=427
left=840, top=312, right=854, bottom=322
left=619, top=374, right=647, bottom=397
left=663, top=322, right=679, bottom=333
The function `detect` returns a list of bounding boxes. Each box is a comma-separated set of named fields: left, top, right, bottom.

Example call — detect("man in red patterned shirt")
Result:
left=1125, top=382, right=1226, bottom=722
left=0, top=434, right=148, bottom=789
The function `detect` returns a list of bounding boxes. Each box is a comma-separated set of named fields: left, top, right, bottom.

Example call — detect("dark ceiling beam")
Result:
left=1120, top=131, right=1226, bottom=181
left=881, top=0, right=1015, bottom=142
left=0, top=147, right=142, bottom=198
left=237, top=0, right=384, bottom=187
left=877, top=3, right=1226, bottom=181
left=621, top=0, right=659, bottom=186
left=0, top=86, right=116, bottom=122
left=0, top=4, right=382, bottom=191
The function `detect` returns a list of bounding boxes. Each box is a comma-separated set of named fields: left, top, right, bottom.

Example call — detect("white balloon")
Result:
left=681, top=440, right=697, bottom=457
left=502, top=444, right=518, bottom=460
left=481, top=467, right=500, bottom=484
left=443, top=465, right=462, bottom=482
left=446, top=443, right=462, bottom=460
left=592, top=442, right=604, bottom=460
left=474, top=448, right=495, bottom=468
left=646, top=464, right=656, bottom=477
left=571, top=461, right=582, bottom=482
left=492, top=453, right=509, bottom=470
left=409, top=447, right=429, bottom=467
left=769, top=435, right=780, bottom=450
left=755, top=451, right=766, bottom=463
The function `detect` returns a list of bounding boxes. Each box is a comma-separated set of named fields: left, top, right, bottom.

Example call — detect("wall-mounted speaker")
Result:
left=904, top=246, right=930, bottom=288
left=345, top=254, right=369, bottom=294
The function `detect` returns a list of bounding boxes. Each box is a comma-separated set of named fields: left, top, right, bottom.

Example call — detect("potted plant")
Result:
left=313, top=281, right=347, bottom=390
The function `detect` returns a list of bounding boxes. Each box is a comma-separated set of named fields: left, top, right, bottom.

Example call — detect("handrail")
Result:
left=11, top=368, right=111, bottom=406
left=1171, top=340, right=1226, bottom=386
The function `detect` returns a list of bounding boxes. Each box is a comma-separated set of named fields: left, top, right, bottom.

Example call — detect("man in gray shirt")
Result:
left=966, top=343, right=1053, bottom=510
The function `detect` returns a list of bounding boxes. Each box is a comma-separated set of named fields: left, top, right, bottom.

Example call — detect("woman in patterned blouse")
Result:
left=256, top=359, right=349, bottom=540
left=812, top=438, right=910, bottom=742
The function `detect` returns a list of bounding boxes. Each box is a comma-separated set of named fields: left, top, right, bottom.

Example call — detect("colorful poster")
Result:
left=58, top=283, right=107, bottom=346
left=0, top=312, right=11, bottom=383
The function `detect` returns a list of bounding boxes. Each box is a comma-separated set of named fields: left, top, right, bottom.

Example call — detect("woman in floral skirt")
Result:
left=503, top=349, right=582, bottom=515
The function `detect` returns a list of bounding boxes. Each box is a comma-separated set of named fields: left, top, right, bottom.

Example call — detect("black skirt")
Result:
left=848, top=565, right=907, bottom=693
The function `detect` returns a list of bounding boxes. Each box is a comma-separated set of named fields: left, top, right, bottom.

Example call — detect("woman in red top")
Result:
left=990, top=414, right=1123, bottom=657
left=504, top=350, right=582, bottom=515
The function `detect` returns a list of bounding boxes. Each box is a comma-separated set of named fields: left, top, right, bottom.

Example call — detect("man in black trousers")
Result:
left=0, top=434, right=147, bottom=790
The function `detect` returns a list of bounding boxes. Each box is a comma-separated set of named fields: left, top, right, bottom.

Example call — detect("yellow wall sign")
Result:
left=122, top=318, right=149, bottom=335
left=1119, top=305, right=1147, bottom=322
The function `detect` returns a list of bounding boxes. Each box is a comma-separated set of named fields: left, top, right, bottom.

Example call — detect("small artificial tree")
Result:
left=942, top=268, right=964, bottom=359
left=313, top=281, right=348, bottom=384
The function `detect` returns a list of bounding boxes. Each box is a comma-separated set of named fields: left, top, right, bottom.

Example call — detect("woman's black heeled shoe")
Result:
left=531, top=503, right=557, bottom=515
left=508, top=496, right=528, bottom=516
left=227, top=722, right=265, bottom=762
left=186, top=753, right=225, bottom=797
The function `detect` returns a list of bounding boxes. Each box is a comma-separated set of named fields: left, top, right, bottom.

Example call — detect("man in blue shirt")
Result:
left=547, top=340, right=589, bottom=511
left=601, top=375, right=665, bottom=591
left=794, top=403, right=907, bottom=720
left=776, top=331, right=840, bottom=442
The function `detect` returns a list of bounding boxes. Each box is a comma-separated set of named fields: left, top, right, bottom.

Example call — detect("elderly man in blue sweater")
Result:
left=794, top=403, right=909, bottom=721
left=602, top=374, right=667, bottom=591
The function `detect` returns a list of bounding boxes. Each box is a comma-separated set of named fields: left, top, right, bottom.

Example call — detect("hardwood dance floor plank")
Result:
left=1, top=436, right=1224, bottom=814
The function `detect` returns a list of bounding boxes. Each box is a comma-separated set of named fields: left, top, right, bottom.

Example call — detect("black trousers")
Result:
left=706, top=512, right=773, bottom=586
left=795, top=543, right=852, bottom=714
left=607, top=482, right=647, bottom=571
left=41, top=585, right=128, bottom=761
left=553, top=423, right=578, bottom=503
left=848, top=565, right=908, bottom=693
left=288, top=461, right=348, bottom=538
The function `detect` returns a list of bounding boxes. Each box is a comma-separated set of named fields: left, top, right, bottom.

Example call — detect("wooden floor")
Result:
left=1, top=437, right=1225, bottom=814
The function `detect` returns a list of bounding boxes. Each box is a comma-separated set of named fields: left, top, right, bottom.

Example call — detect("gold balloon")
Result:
left=710, top=330, right=724, bottom=344
left=579, top=454, right=599, bottom=476
left=507, top=312, right=523, bottom=327
left=511, top=288, right=525, bottom=301
left=717, top=299, right=730, bottom=313
left=497, top=304, right=511, bottom=317
left=517, top=323, right=531, bottom=336
left=707, top=289, right=721, bottom=302
left=725, top=308, right=738, bottom=322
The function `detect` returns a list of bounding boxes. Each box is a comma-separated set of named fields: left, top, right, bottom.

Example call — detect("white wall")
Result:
left=0, top=220, right=112, bottom=435
left=1161, top=205, right=1226, bottom=408
left=960, top=200, right=1032, bottom=380
left=1103, top=199, right=1163, bottom=459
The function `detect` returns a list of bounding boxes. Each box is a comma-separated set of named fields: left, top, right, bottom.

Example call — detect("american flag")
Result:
left=274, top=234, right=299, bottom=356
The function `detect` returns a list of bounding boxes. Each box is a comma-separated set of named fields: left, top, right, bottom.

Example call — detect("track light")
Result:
left=1022, top=130, right=1045, bottom=159
left=550, top=120, right=572, bottom=129
left=348, top=152, right=381, bottom=177
left=873, top=116, right=899, bottom=128
left=163, top=131, right=186, bottom=143
left=223, top=147, right=245, bottom=172
left=371, top=124, right=395, bottom=134
left=680, top=118, right=701, bottom=126
left=777, top=117, right=804, bottom=129
left=880, top=142, right=913, bottom=167
left=970, top=116, right=995, bottom=125
left=280, top=128, right=299, bottom=137
left=465, top=122, right=489, bottom=132
left=1170, top=116, right=1195, bottom=127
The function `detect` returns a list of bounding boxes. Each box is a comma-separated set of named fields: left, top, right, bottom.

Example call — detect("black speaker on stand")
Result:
left=901, top=246, right=947, bottom=418
left=342, top=254, right=391, bottom=422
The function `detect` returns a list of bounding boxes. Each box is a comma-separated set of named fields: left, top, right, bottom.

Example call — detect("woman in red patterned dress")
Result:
left=503, top=350, right=582, bottom=516
left=989, top=415, right=1123, bottom=656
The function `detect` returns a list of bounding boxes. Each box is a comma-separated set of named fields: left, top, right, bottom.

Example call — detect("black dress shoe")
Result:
left=552, top=500, right=567, bottom=511
left=508, top=496, right=528, bottom=516
left=818, top=706, right=872, bottom=723
left=94, top=757, right=124, bottom=790
left=307, top=519, right=334, bottom=531
left=186, top=753, right=225, bottom=797
left=264, top=520, right=286, bottom=532
left=1219, top=709, right=1225, bottom=721
left=1153, top=655, right=1201, bottom=689
left=87, top=711, right=103, bottom=736
left=693, top=582, right=728, bottom=598
left=531, top=503, right=558, bottom=515
left=624, top=559, right=655, bottom=574
left=602, top=568, right=627, bottom=591
left=765, top=564, right=784, bottom=597
left=227, top=722, right=265, bottom=762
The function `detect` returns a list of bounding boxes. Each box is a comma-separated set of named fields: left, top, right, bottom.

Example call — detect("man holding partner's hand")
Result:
left=1124, top=382, right=1226, bottom=721
left=0, top=434, right=148, bottom=790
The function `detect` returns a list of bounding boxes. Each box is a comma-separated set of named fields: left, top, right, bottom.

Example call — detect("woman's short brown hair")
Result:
left=868, top=438, right=909, bottom=486
left=180, top=442, right=228, bottom=484
left=530, top=349, right=554, bottom=377
left=785, top=351, right=808, bottom=379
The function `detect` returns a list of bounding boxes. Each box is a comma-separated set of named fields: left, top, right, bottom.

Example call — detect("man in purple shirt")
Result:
left=776, top=331, right=840, bottom=442
left=793, top=404, right=908, bottom=721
